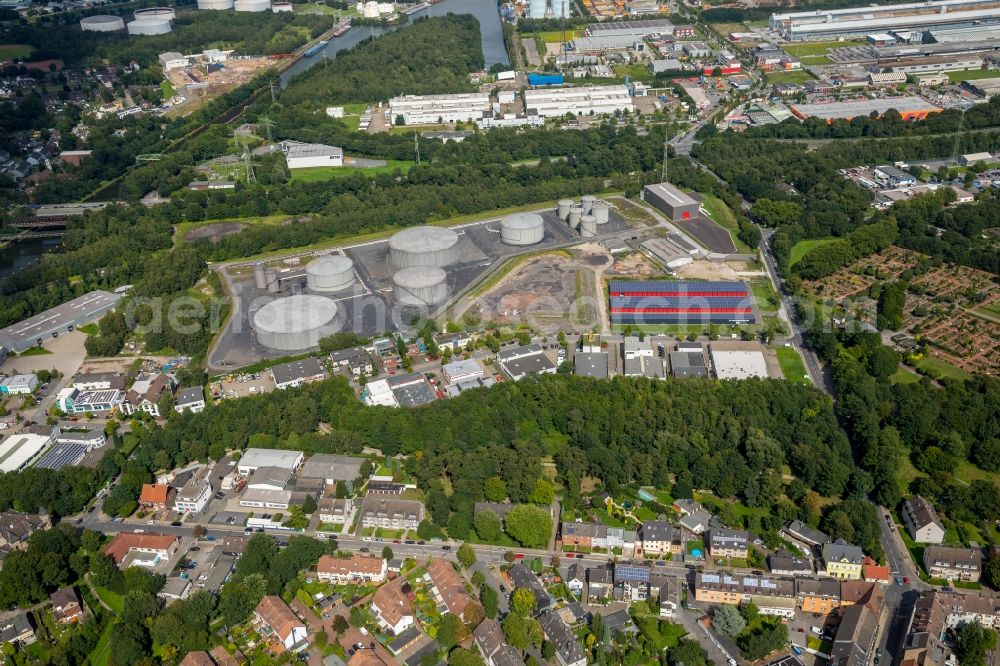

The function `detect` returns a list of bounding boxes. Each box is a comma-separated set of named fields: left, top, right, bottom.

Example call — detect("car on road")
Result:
left=405, top=540, right=414, bottom=545
left=393, top=540, right=400, bottom=544
left=147, top=520, right=154, bottom=525
left=442, top=545, right=451, bottom=550
left=256, top=527, right=264, bottom=533
left=499, top=584, right=507, bottom=593
left=244, top=528, right=253, bottom=535
left=190, top=546, right=200, bottom=552
left=903, top=577, right=910, bottom=584
left=515, top=553, right=524, bottom=559
left=656, top=561, right=666, bottom=567
left=942, top=586, right=953, bottom=592
left=87, top=506, right=96, bottom=513
left=360, top=547, right=370, bottom=553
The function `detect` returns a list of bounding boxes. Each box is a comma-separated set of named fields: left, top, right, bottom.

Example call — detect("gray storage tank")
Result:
left=306, top=255, right=355, bottom=292
left=80, top=15, right=125, bottom=31
left=265, top=269, right=279, bottom=293
left=134, top=6, right=175, bottom=19
left=393, top=266, right=448, bottom=306
left=568, top=206, right=584, bottom=229
left=580, top=215, right=598, bottom=238
left=581, top=195, right=596, bottom=214
left=127, top=17, right=172, bottom=34
left=389, top=226, right=460, bottom=268
left=592, top=200, right=610, bottom=224
left=557, top=199, right=574, bottom=221
left=500, top=212, right=545, bottom=246
left=252, top=294, right=341, bottom=351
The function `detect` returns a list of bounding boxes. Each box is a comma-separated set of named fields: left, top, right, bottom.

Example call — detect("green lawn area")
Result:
left=897, top=516, right=928, bottom=575
left=77, top=322, right=100, bottom=336
left=613, top=63, right=655, bottom=83
left=916, top=356, right=973, bottom=381
left=537, top=29, right=581, bottom=43
left=173, top=214, right=289, bottom=248
left=700, top=194, right=751, bottom=253
left=634, top=506, right=658, bottom=521
left=95, top=586, right=124, bottom=613
left=790, top=237, right=837, bottom=266
left=19, top=346, right=51, bottom=355
left=634, top=616, right=687, bottom=650
left=798, top=55, right=832, bottom=65
left=0, top=44, right=33, bottom=60
left=289, top=160, right=415, bottom=182
left=776, top=347, right=810, bottom=385
left=971, top=305, right=1000, bottom=324
left=947, top=69, right=1000, bottom=83
left=806, top=636, right=834, bottom=654
left=954, top=580, right=982, bottom=590
left=686, top=540, right=704, bottom=555
left=89, top=624, right=114, bottom=666
left=765, top=69, right=816, bottom=84
left=594, top=507, right=627, bottom=528
left=160, top=80, right=175, bottom=99
left=750, top=280, right=781, bottom=311
left=783, top=40, right=865, bottom=57
left=374, top=527, right=404, bottom=539
left=952, top=459, right=998, bottom=485
left=890, top=368, right=922, bottom=385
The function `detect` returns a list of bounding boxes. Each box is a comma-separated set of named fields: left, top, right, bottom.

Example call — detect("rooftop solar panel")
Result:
left=33, top=442, right=87, bottom=470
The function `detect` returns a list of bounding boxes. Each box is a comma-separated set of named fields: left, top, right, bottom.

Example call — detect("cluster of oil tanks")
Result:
left=250, top=255, right=356, bottom=351
left=557, top=196, right=609, bottom=239
left=388, top=226, right=458, bottom=307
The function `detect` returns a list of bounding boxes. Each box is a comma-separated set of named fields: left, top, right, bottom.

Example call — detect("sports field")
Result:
left=0, top=44, right=33, bottom=60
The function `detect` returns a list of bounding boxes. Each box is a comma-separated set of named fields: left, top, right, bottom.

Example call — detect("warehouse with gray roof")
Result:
left=0, top=291, right=122, bottom=352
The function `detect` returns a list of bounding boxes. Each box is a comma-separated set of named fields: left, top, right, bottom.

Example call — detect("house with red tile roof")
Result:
left=139, top=483, right=175, bottom=511
left=427, top=558, right=473, bottom=620
left=254, top=596, right=307, bottom=652
left=103, top=533, right=180, bottom=568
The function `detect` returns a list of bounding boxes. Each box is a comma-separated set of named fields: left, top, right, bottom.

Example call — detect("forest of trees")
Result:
left=278, top=15, right=484, bottom=106
left=793, top=217, right=899, bottom=280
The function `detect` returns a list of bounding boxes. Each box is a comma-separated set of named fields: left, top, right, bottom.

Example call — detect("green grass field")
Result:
left=776, top=347, right=810, bottom=385
left=916, top=356, right=972, bottom=381
left=0, top=44, right=33, bottom=60
left=790, top=237, right=837, bottom=266
left=160, top=80, right=175, bottom=99
left=782, top=40, right=865, bottom=57
left=971, top=304, right=1000, bottom=324
left=890, top=368, right=922, bottom=384
left=799, top=55, right=832, bottom=65
left=765, top=69, right=816, bottom=84
left=173, top=214, right=288, bottom=248
left=750, top=280, right=781, bottom=311
left=289, top=160, right=415, bottom=182
left=700, top=194, right=752, bottom=253
left=77, top=323, right=100, bottom=336
left=537, top=29, right=581, bottom=43
left=947, top=69, right=1000, bottom=83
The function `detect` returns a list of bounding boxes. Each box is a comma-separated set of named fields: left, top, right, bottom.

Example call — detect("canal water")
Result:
left=279, top=0, right=509, bottom=84
left=0, top=236, right=61, bottom=282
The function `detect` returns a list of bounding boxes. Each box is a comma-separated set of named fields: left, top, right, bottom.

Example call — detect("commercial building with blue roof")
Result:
left=609, top=280, right=757, bottom=325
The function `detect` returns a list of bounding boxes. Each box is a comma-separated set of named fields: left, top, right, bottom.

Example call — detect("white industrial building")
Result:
left=709, top=344, right=770, bottom=380
left=0, top=432, right=53, bottom=472
left=1, top=374, right=38, bottom=395
left=237, top=448, right=304, bottom=476
left=523, top=85, right=633, bottom=118
left=281, top=141, right=343, bottom=169
left=770, top=0, right=1000, bottom=41
left=158, top=51, right=188, bottom=71
left=388, top=93, right=491, bottom=125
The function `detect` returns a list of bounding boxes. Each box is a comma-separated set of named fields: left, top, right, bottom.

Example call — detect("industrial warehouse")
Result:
left=770, top=0, right=1000, bottom=40
left=212, top=199, right=634, bottom=367
left=0, top=290, right=123, bottom=353
left=609, top=280, right=759, bottom=325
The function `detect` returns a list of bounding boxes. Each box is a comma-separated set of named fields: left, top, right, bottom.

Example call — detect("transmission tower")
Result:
left=259, top=114, right=275, bottom=143
left=235, top=129, right=256, bottom=185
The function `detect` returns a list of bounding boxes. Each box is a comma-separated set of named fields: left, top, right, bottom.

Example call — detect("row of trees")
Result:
left=794, top=217, right=899, bottom=280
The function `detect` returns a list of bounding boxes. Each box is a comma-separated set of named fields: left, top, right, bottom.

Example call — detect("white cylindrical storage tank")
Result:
left=235, top=0, right=270, bottom=11
left=377, top=1, right=393, bottom=13
left=362, top=0, right=379, bottom=17
left=580, top=215, right=597, bottom=238
left=389, top=226, right=460, bottom=268
left=80, top=15, right=125, bottom=31
left=306, top=255, right=355, bottom=292
left=568, top=206, right=583, bottom=229
left=393, top=267, right=448, bottom=306
left=135, top=7, right=175, bottom=19
left=252, top=294, right=341, bottom=351
left=581, top=195, right=596, bottom=214
left=557, top=199, right=573, bottom=220
left=592, top=200, right=610, bottom=224
left=528, top=0, right=547, bottom=18
left=253, top=263, right=267, bottom=290
left=198, top=0, right=235, bottom=8
left=127, top=18, right=171, bottom=34
left=265, top=269, right=279, bottom=293
left=501, top=212, right=545, bottom=246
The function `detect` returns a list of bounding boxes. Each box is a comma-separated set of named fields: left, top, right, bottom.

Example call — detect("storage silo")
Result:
left=80, top=15, right=125, bottom=31
left=234, top=0, right=270, bottom=10
left=306, top=255, right=355, bottom=292
left=252, top=294, right=341, bottom=351
left=557, top=199, right=573, bottom=221
left=592, top=200, right=610, bottom=224
left=389, top=226, right=460, bottom=268
left=127, top=17, right=172, bottom=34
left=265, top=269, right=279, bottom=293
left=501, top=213, right=545, bottom=246
left=198, top=0, right=235, bottom=8
left=393, top=267, right=448, bottom=306
left=134, top=6, right=175, bottom=19
left=580, top=215, right=598, bottom=238
left=581, top=195, right=596, bottom=214
left=253, top=263, right=267, bottom=290
left=568, top=206, right=583, bottom=229
left=528, top=0, right=547, bottom=18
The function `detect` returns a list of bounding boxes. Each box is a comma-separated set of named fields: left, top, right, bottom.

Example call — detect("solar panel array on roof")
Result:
left=610, top=280, right=757, bottom=325
left=702, top=573, right=720, bottom=583
left=33, top=442, right=87, bottom=470
left=615, top=564, right=650, bottom=582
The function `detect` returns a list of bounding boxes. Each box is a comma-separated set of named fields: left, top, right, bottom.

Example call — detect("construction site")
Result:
left=162, top=51, right=283, bottom=112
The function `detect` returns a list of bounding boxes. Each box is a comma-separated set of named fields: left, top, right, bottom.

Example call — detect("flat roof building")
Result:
left=709, top=341, right=770, bottom=379
left=0, top=432, right=53, bottom=472
left=281, top=141, right=343, bottom=169
left=587, top=19, right=673, bottom=37
left=441, top=358, right=484, bottom=385
left=237, top=448, right=304, bottom=476
left=642, top=182, right=700, bottom=222
left=790, top=97, right=942, bottom=121
left=523, top=85, right=633, bottom=118
left=0, top=291, right=122, bottom=352
left=574, top=352, right=608, bottom=378
left=611, top=281, right=757, bottom=326
left=389, top=93, right=491, bottom=125
left=497, top=344, right=556, bottom=381
left=299, top=454, right=365, bottom=485
left=270, top=357, right=326, bottom=389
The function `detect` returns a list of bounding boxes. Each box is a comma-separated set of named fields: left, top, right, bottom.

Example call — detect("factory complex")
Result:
left=215, top=197, right=633, bottom=366
left=770, top=0, right=1000, bottom=40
